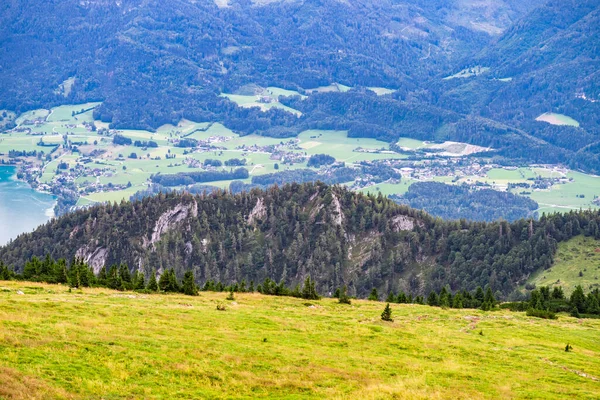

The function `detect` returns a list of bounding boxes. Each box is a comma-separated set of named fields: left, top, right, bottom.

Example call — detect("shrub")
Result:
left=526, top=308, right=557, bottom=320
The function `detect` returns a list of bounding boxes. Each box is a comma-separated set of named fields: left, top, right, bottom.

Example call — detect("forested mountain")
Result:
left=432, top=0, right=600, bottom=170
left=2, top=182, right=600, bottom=299
left=6, top=1, right=594, bottom=167
left=0, top=0, right=598, bottom=170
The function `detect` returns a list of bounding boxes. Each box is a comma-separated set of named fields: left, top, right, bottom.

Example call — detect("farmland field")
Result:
left=297, top=130, right=407, bottom=162
left=2, top=102, right=600, bottom=214
left=0, top=280, right=599, bottom=399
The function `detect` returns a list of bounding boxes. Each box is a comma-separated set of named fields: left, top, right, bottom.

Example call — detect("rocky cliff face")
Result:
left=0, top=183, right=435, bottom=296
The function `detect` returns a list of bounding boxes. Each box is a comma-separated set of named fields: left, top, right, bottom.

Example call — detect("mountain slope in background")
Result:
left=0, top=0, right=542, bottom=126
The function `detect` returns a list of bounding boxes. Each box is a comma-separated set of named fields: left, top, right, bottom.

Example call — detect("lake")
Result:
left=0, top=165, right=56, bottom=245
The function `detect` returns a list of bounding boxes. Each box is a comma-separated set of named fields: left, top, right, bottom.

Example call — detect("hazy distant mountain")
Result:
left=0, top=0, right=541, bottom=124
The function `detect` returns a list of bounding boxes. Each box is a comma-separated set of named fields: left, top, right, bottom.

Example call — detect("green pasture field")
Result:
left=443, top=66, right=490, bottom=80
left=265, top=87, right=306, bottom=99
left=0, top=280, right=599, bottom=399
left=306, top=83, right=352, bottom=93
left=396, top=137, right=426, bottom=149
left=536, top=113, right=580, bottom=128
left=0, top=135, right=44, bottom=154
left=367, top=87, right=395, bottom=96
left=359, top=180, right=415, bottom=196
left=220, top=93, right=302, bottom=116
left=527, top=171, right=600, bottom=215
left=47, top=103, right=101, bottom=122
left=77, top=185, right=146, bottom=205
left=14, top=109, right=49, bottom=125
left=296, top=130, right=406, bottom=162
left=526, top=235, right=600, bottom=294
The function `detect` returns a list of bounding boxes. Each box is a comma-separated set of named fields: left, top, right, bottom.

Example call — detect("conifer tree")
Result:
left=585, top=293, right=600, bottom=314
left=301, top=275, right=319, bottom=300
left=368, top=288, right=379, bottom=301
left=338, top=285, right=351, bottom=305
left=396, top=291, right=407, bottom=304
left=474, top=286, right=485, bottom=306
left=0, top=262, right=10, bottom=280
left=484, top=287, right=496, bottom=307
left=226, top=288, right=235, bottom=300
left=158, top=270, right=170, bottom=292
left=182, top=271, right=199, bottom=296
left=452, top=293, right=463, bottom=309
left=381, top=303, right=393, bottom=322
left=55, top=259, right=68, bottom=284
left=570, top=285, right=586, bottom=313
left=97, top=266, right=108, bottom=286
left=147, top=269, right=159, bottom=291
left=427, top=291, right=439, bottom=306
left=386, top=292, right=396, bottom=303
left=134, top=271, right=145, bottom=290
left=552, top=286, right=565, bottom=300
left=439, top=287, right=450, bottom=308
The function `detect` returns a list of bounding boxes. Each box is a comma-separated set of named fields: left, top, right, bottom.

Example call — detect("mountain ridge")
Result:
left=2, top=182, right=600, bottom=298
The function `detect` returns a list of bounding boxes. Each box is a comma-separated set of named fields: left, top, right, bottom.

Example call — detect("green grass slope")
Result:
left=1, top=281, right=599, bottom=399
left=527, top=235, right=600, bottom=293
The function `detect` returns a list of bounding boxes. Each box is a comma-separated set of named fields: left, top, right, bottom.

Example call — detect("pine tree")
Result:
left=338, top=285, right=351, bottom=305
left=147, top=269, right=159, bottom=291
left=134, top=271, right=146, bottom=290
left=439, top=287, right=450, bottom=308
left=570, top=285, right=586, bottom=313
left=484, top=287, right=496, bottom=307
left=182, top=271, right=199, bottom=296
left=301, top=275, right=319, bottom=300
left=226, top=288, right=235, bottom=300
left=0, top=261, right=12, bottom=280
left=452, top=293, right=463, bottom=309
left=97, top=266, right=108, bottom=286
left=552, top=286, right=565, bottom=300
left=381, top=303, right=393, bottom=322
left=368, top=288, right=379, bottom=301
left=396, top=291, right=407, bottom=304
left=158, top=270, right=170, bottom=292
left=474, top=286, right=485, bottom=306
left=55, top=259, right=68, bottom=284
left=386, top=292, right=396, bottom=303
left=585, top=293, right=600, bottom=314
left=427, top=291, right=439, bottom=306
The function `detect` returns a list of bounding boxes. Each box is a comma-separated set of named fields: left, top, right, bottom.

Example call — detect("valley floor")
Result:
left=0, top=281, right=599, bottom=399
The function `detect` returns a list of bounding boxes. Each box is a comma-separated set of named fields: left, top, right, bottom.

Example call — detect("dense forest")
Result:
left=3, top=0, right=599, bottom=171
left=1, top=182, right=600, bottom=299
left=394, top=182, right=539, bottom=222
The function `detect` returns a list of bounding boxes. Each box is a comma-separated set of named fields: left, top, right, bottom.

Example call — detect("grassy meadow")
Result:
left=536, top=113, right=580, bottom=127
left=0, top=280, right=599, bottom=399
left=527, top=235, right=600, bottom=294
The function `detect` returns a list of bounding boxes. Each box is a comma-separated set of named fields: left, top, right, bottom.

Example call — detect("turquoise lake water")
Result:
left=0, top=166, right=56, bottom=245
